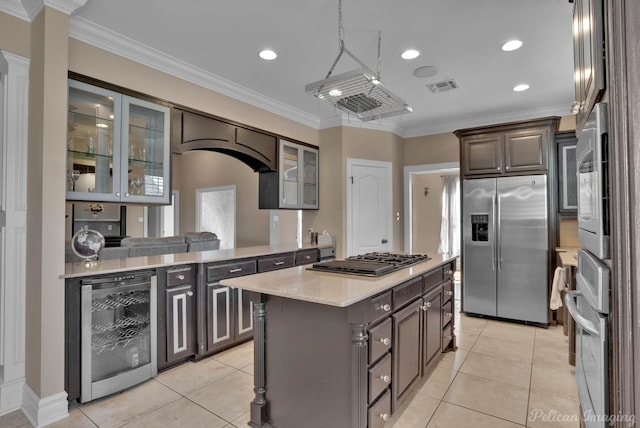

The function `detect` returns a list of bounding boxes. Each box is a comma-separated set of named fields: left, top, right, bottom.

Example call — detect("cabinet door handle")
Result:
left=379, top=413, right=390, bottom=422
left=447, top=312, right=453, bottom=318
left=378, top=375, right=391, bottom=384
left=445, top=290, right=454, bottom=296
left=115, top=192, right=120, bottom=196
left=274, top=261, right=285, bottom=266
left=176, top=274, right=185, bottom=280
left=187, top=291, right=194, bottom=297
left=421, top=301, right=432, bottom=311
left=229, top=268, right=243, bottom=273
left=381, top=304, right=391, bottom=312
left=378, top=337, right=391, bottom=346
left=445, top=269, right=454, bottom=276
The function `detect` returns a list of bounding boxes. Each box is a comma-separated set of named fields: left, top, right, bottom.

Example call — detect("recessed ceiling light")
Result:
left=501, top=40, right=523, bottom=52
left=401, top=49, right=420, bottom=60
left=259, top=49, right=278, bottom=60
left=329, top=89, right=342, bottom=97
left=513, top=83, right=530, bottom=92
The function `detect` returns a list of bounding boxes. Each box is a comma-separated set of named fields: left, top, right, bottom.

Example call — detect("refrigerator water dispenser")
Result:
left=471, top=214, right=489, bottom=242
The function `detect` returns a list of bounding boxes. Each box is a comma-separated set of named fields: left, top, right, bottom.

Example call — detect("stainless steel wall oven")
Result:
left=576, top=102, right=609, bottom=259
left=79, top=270, right=157, bottom=402
left=565, top=250, right=610, bottom=428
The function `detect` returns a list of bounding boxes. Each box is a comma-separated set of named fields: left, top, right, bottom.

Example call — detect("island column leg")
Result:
left=351, top=324, right=368, bottom=428
left=249, top=300, right=268, bottom=428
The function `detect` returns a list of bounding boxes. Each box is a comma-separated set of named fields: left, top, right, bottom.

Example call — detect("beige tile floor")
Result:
left=1, top=296, right=580, bottom=428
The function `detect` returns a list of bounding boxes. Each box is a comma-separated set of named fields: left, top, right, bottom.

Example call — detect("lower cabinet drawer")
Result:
left=167, top=266, right=193, bottom=287
left=368, top=389, right=391, bottom=428
left=442, top=323, right=454, bottom=349
left=295, top=249, right=319, bottom=265
left=442, top=280, right=453, bottom=304
left=257, top=253, right=295, bottom=272
left=207, top=260, right=256, bottom=282
left=368, top=318, right=392, bottom=364
left=442, top=300, right=453, bottom=327
left=368, top=353, right=391, bottom=403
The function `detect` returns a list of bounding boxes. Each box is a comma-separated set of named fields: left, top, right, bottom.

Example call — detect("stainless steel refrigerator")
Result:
left=462, top=175, right=548, bottom=324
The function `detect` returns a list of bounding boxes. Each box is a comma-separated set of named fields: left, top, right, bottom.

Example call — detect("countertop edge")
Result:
left=220, top=255, right=458, bottom=307
left=62, top=243, right=334, bottom=279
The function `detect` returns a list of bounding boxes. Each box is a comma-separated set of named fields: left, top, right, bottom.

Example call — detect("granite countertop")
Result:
left=220, top=254, right=458, bottom=307
left=556, top=247, right=581, bottom=267
left=63, top=243, right=333, bottom=279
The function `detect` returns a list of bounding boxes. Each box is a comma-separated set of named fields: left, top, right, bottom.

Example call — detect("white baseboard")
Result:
left=0, top=377, right=25, bottom=415
left=22, top=385, right=68, bottom=428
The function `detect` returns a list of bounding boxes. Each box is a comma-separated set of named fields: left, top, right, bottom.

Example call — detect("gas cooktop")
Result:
left=309, top=252, right=431, bottom=277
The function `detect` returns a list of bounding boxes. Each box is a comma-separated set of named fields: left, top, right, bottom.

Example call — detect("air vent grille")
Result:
left=427, top=79, right=459, bottom=93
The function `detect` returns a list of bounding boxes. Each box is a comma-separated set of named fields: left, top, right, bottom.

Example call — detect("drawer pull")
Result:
left=229, top=268, right=243, bottom=273
left=446, top=269, right=454, bottom=276
left=378, top=375, right=391, bottom=384
left=378, top=337, right=391, bottom=346
left=379, top=413, right=390, bottom=422
left=305, top=255, right=311, bottom=259
left=187, top=291, right=194, bottom=297
left=176, top=274, right=185, bottom=280
left=274, top=261, right=285, bottom=266
left=380, top=304, right=391, bottom=312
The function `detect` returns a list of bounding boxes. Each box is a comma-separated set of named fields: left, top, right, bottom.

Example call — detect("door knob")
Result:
left=381, top=239, right=388, bottom=244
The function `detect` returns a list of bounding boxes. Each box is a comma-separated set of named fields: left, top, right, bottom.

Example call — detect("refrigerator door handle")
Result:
left=492, top=192, right=497, bottom=271
left=497, top=193, right=502, bottom=271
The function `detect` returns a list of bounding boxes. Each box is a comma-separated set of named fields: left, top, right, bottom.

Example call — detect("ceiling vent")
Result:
left=426, top=79, right=459, bottom=93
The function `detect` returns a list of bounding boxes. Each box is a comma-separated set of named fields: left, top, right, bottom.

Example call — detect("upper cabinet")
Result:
left=556, top=131, right=578, bottom=216
left=259, top=140, right=319, bottom=209
left=66, top=80, right=171, bottom=204
left=456, top=117, right=560, bottom=178
left=171, top=109, right=277, bottom=172
left=572, top=0, right=606, bottom=136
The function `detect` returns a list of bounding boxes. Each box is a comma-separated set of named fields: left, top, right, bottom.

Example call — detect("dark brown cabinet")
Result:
left=295, top=248, right=319, bottom=265
left=172, top=108, right=277, bottom=171
left=158, top=266, right=197, bottom=370
left=199, top=259, right=257, bottom=357
left=571, top=0, right=605, bottom=136
left=259, top=139, right=319, bottom=210
left=392, top=298, right=423, bottom=410
left=556, top=131, right=578, bottom=216
left=456, top=117, right=560, bottom=178
left=422, top=286, right=443, bottom=368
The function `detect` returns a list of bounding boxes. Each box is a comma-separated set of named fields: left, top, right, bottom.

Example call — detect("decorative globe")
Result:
left=71, top=226, right=105, bottom=266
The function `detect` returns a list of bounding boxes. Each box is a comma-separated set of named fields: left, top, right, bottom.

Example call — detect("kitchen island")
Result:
left=221, top=255, right=457, bottom=428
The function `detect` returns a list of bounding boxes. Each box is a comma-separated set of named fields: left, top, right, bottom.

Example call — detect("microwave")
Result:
left=576, top=102, right=609, bottom=259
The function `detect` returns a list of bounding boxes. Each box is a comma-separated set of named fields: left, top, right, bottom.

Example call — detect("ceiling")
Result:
left=4, top=0, right=576, bottom=138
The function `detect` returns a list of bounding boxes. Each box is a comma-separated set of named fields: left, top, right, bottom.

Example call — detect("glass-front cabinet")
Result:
left=67, top=80, right=171, bottom=204
left=279, top=140, right=318, bottom=209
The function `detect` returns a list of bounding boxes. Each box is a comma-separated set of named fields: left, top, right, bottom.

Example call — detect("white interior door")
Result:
left=347, top=159, right=392, bottom=256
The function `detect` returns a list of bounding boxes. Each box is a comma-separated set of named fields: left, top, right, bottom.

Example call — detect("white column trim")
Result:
left=0, top=50, right=29, bottom=416
left=21, top=385, right=68, bottom=428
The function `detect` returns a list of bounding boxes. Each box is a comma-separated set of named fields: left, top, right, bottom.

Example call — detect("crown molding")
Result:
left=0, top=0, right=29, bottom=20
left=0, top=0, right=88, bottom=21
left=402, top=103, right=572, bottom=138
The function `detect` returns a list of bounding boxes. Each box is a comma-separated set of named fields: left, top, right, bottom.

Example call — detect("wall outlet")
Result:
left=107, top=225, right=113, bottom=231
left=138, top=217, right=144, bottom=223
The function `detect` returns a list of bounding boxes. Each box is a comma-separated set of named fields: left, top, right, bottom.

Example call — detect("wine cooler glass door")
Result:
left=81, top=274, right=157, bottom=403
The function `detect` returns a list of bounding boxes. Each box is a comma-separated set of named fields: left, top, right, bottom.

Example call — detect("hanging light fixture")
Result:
left=304, top=0, right=411, bottom=121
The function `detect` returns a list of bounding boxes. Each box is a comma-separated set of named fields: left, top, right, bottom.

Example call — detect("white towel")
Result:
left=550, top=266, right=567, bottom=310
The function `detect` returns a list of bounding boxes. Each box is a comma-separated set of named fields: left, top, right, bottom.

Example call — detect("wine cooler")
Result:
left=80, top=270, right=157, bottom=402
